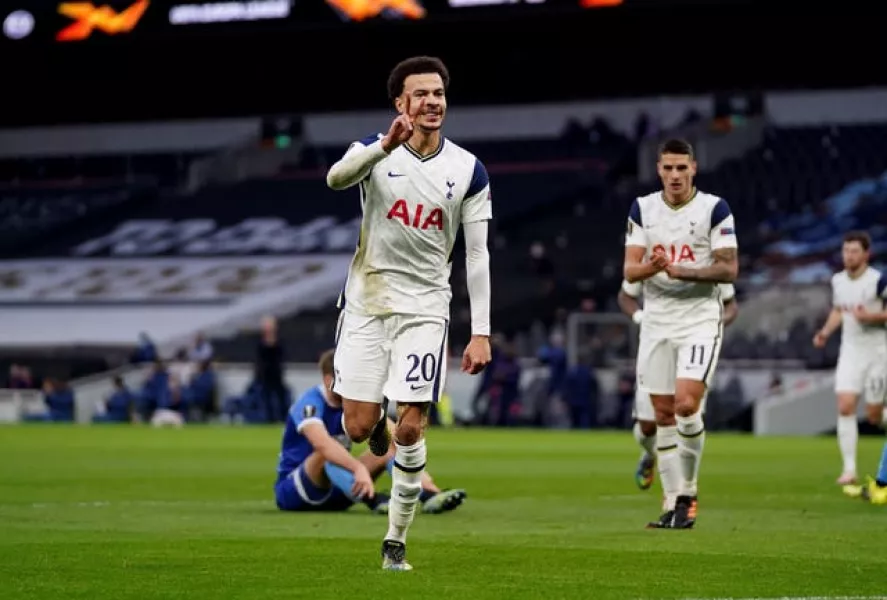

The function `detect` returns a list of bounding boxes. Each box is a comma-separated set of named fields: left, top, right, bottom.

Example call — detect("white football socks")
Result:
left=837, top=414, right=858, bottom=476
left=385, top=439, right=426, bottom=544
left=676, top=411, right=705, bottom=497
left=633, top=422, right=656, bottom=459
left=655, top=425, right=681, bottom=511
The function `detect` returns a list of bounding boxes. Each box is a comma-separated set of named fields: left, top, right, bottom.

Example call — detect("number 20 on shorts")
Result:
left=406, top=353, right=437, bottom=385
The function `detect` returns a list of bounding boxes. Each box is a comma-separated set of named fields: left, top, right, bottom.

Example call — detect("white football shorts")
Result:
left=633, top=385, right=655, bottom=422
left=834, top=348, right=887, bottom=404
left=637, top=325, right=723, bottom=395
left=332, top=310, right=449, bottom=404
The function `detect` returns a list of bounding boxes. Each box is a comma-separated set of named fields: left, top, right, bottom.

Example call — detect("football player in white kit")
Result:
left=618, top=280, right=739, bottom=493
left=812, top=231, right=887, bottom=485
left=325, top=56, right=492, bottom=570
left=623, top=139, right=739, bottom=530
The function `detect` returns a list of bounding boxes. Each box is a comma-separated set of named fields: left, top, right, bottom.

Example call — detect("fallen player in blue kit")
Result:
left=274, top=349, right=466, bottom=514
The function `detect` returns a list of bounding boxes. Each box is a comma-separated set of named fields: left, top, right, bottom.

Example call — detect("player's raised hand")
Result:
left=461, top=335, right=492, bottom=375
left=649, top=248, right=670, bottom=271
left=351, top=464, right=375, bottom=500
left=381, top=96, right=422, bottom=153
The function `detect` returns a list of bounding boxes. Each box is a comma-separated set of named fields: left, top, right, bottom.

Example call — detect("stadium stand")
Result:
left=4, top=120, right=886, bottom=368
left=0, top=127, right=631, bottom=361
left=0, top=179, right=160, bottom=256
left=3, top=112, right=887, bottom=429
left=0, top=152, right=202, bottom=187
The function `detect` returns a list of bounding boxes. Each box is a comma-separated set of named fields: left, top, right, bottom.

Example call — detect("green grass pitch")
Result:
left=1, top=426, right=885, bottom=600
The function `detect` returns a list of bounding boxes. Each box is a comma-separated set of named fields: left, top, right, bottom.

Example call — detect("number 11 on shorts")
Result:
left=679, top=340, right=716, bottom=383
left=689, top=344, right=705, bottom=366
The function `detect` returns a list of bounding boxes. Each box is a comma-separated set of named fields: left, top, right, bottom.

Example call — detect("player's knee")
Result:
left=344, top=418, right=373, bottom=443
left=653, top=409, right=675, bottom=427
left=394, top=421, right=423, bottom=446
left=639, top=420, right=657, bottom=437
left=651, top=396, right=675, bottom=426
left=674, top=395, right=700, bottom=418
left=865, top=404, right=882, bottom=426
left=837, top=394, right=857, bottom=416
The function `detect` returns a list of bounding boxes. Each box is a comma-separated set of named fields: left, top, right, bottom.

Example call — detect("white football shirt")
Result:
left=337, top=134, right=492, bottom=319
left=624, top=190, right=738, bottom=335
left=831, top=267, right=887, bottom=352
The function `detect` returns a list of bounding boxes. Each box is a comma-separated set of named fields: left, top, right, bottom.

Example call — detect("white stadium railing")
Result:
left=0, top=389, right=46, bottom=423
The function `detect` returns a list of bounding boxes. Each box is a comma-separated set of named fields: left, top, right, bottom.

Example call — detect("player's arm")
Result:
left=326, top=102, right=420, bottom=190
left=624, top=246, right=664, bottom=283
left=814, top=307, right=843, bottom=345
left=617, top=280, right=645, bottom=325
left=464, top=220, right=491, bottom=337
left=301, top=422, right=369, bottom=477
left=720, top=283, right=739, bottom=326
left=723, top=299, right=739, bottom=326
left=817, top=275, right=845, bottom=341
left=814, top=276, right=843, bottom=346
left=854, top=309, right=887, bottom=323
left=668, top=199, right=739, bottom=283
left=461, top=159, right=493, bottom=374
left=623, top=200, right=665, bottom=283
left=669, top=247, right=738, bottom=283
left=325, top=136, right=389, bottom=190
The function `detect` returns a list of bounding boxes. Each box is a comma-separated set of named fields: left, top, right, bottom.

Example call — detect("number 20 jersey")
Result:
left=337, top=134, right=492, bottom=319
left=624, top=190, right=738, bottom=336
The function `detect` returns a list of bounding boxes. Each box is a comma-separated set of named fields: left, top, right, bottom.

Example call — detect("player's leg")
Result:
left=638, top=334, right=680, bottom=528
left=863, top=361, right=887, bottom=429
left=835, top=392, right=859, bottom=484
left=370, top=450, right=466, bottom=514
left=333, top=311, right=390, bottom=449
left=274, top=452, right=335, bottom=511
left=378, top=315, right=447, bottom=570
left=671, top=334, right=722, bottom=529
left=415, top=467, right=467, bottom=514
left=386, top=403, right=429, bottom=543
left=858, top=363, right=887, bottom=503
left=632, top=385, right=657, bottom=490
left=355, top=425, right=466, bottom=515
left=844, top=439, right=887, bottom=503
left=671, top=376, right=705, bottom=528
left=865, top=441, right=887, bottom=504
left=649, top=393, right=678, bottom=526
left=320, top=457, right=390, bottom=513
left=685, top=389, right=710, bottom=494
left=834, top=352, right=863, bottom=484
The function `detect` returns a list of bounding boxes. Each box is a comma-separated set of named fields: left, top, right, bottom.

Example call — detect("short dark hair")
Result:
left=387, top=56, right=450, bottom=101
left=319, top=349, right=335, bottom=377
left=843, top=230, right=871, bottom=251
left=658, top=138, right=695, bottom=159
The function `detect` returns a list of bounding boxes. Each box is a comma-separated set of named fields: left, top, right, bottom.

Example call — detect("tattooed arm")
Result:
left=666, top=248, right=739, bottom=283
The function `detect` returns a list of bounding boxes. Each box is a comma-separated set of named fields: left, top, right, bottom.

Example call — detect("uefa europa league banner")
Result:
left=6, top=0, right=738, bottom=44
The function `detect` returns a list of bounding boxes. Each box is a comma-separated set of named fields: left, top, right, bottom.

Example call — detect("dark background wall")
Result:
left=2, top=0, right=879, bottom=125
